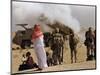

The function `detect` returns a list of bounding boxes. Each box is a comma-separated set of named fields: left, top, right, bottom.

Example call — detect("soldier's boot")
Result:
left=71, top=56, right=73, bottom=63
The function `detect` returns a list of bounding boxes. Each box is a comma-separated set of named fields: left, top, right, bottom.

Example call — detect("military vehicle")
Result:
left=12, top=24, right=33, bottom=49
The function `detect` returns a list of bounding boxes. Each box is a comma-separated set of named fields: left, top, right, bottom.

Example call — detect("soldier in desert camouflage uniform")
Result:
left=51, top=28, right=63, bottom=65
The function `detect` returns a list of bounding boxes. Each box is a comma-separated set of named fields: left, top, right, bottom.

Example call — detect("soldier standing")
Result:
left=51, top=28, right=63, bottom=65
left=69, top=32, right=78, bottom=63
left=84, top=27, right=95, bottom=60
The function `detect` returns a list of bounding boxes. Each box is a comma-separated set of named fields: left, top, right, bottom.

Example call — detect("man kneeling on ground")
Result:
left=19, top=52, right=38, bottom=71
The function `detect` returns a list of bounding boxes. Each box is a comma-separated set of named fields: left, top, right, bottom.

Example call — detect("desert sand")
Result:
left=12, top=40, right=96, bottom=74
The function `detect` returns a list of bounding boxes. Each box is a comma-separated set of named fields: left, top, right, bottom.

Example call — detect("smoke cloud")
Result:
left=12, top=1, right=80, bottom=33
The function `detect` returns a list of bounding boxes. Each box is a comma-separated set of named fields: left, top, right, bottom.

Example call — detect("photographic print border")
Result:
left=11, top=0, right=97, bottom=74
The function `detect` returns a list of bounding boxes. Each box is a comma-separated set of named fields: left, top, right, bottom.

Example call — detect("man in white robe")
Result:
left=32, top=24, right=48, bottom=70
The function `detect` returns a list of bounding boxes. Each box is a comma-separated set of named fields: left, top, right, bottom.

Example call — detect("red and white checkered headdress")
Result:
left=32, top=24, right=43, bottom=40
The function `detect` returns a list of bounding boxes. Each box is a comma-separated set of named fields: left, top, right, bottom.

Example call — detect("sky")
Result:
left=70, top=5, right=95, bottom=28
left=12, top=1, right=96, bottom=32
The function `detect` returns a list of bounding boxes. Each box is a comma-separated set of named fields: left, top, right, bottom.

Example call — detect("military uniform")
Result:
left=85, top=29, right=95, bottom=60
left=51, top=31, right=63, bottom=65
left=69, top=34, right=78, bottom=63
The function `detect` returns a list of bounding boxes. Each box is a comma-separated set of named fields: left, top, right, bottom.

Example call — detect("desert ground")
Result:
left=11, top=39, right=96, bottom=74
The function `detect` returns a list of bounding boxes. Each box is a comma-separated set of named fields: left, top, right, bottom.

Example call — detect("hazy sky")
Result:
left=70, top=5, right=95, bottom=28
left=12, top=1, right=96, bottom=32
